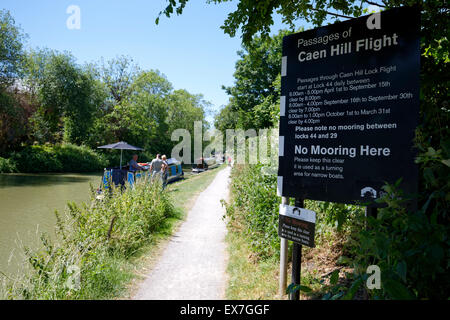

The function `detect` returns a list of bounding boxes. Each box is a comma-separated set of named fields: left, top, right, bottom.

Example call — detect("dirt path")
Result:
left=134, top=166, right=231, bottom=300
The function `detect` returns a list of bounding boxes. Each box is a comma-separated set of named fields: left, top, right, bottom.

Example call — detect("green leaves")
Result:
left=329, top=269, right=340, bottom=286
left=396, top=261, right=407, bottom=283
left=22, top=50, right=101, bottom=145
left=0, top=9, right=25, bottom=87
left=441, top=159, right=450, bottom=168
left=9, top=144, right=107, bottom=173
left=216, top=29, right=290, bottom=131
left=348, top=180, right=449, bottom=299
left=287, top=283, right=312, bottom=295
left=341, top=276, right=365, bottom=300
left=158, top=0, right=367, bottom=45
left=226, top=164, right=280, bottom=259
left=3, top=45, right=209, bottom=155
left=383, top=278, right=415, bottom=300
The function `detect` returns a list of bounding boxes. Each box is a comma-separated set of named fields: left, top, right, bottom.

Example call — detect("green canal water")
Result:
left=0, top=173, right=101, bottom=276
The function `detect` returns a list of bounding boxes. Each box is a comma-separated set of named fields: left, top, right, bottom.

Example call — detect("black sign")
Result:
left=278, top=205, right=316, bottom=247
left=277, top=7, right=420, bottom=205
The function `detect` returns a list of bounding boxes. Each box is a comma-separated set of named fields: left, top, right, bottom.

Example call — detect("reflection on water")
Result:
left=0, top=174, right=95, bottom=188
left=0, top=173, right=101, bottom=275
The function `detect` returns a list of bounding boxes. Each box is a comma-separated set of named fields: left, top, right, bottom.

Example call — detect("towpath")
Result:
left=134, top=166, right=230, bottom=300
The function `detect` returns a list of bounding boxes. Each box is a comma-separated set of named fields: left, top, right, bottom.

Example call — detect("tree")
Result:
left=92, top=69, right=173, bottom=154
left=0, top=9, right=25, bottom=88
left=128, top=70, right=173, bottom=152
left=23, top=51, right=101, bottom=144
left=221, top=29, right=289, bottom=130
left=0, top=10, right=28, bottom=154
left=158, top=0, right=363, bottom=43
left=159, top=1, right=448, bottom=51
left=86, top=65, right=209, bottom=158
left=167, top=89, right=207, bottom=134
left=214, top=104, right=238, bottom=133
left=94, top=55, right=140, bottom=108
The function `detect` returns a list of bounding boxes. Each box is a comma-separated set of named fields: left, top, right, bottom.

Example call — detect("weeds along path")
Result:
left=134, top=166, right=231, bottom=300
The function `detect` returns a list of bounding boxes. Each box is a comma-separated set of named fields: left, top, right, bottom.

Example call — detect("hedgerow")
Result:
left=226, top=162, right=449, bottom=299
left=224, top=164, right=281, bottom=259
left=6, top=144, right=108, bottom=173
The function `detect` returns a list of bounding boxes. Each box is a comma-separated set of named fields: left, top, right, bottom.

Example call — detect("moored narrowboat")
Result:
left=165, top=157, right=184, bottom=182
left=98, top=157, right=184, bottom=192
left=192, top=157, right=217, bottom=173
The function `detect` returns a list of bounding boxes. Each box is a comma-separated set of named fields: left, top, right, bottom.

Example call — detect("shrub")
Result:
left=0, top=156, right=17, bottom=173
left=53, top=144, right=108, bottom=172
left=10, top=145, right=60, bottom=172
left=342, top=181, right=450, bottom=300
left=10, top=144, right=108, bottom=173
left=226, top=163, right=450, bottom=299
left=225, top=164, right=364, bottom=261
left=225, top=164, right=281, bottom=259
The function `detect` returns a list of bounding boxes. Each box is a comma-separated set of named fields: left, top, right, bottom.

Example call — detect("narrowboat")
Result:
left=192, top=157, right=217, bottom=173
left=163, top=158, right=184, bottom=183
left=98, top=158, right=184, bottom=192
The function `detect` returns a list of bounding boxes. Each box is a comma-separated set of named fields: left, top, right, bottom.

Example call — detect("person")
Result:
left=161, top=155, right=169, bottom=190
left=149, top=154, right=163, bottom=179
left=129, top=154, right=144, bottom=172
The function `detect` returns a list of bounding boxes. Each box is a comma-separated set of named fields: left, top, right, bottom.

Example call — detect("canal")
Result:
left=0, top=173, right=101, bottom=275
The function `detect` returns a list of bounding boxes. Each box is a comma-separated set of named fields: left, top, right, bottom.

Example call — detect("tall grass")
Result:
left=223, top=164, right=365, bottom=299
left=224, top=164, right=281, bottom=259
left=0, top=178, right=175, bottom=299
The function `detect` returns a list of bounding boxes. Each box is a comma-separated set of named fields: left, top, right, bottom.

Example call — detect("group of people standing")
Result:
left=129, top=154, right=169, bottom=190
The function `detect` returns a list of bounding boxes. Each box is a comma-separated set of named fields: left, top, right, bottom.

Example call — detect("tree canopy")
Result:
left=217, top=29, right=289, bottom=130
left=0, top=10, right=210, bottom=159
left=0, top=9, right=24, bottom=88
left=158, top=1, right=448, bottom=53
left=0, top=10, right=27, bottom=153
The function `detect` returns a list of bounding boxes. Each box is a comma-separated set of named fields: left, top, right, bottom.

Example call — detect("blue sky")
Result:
left=1, top=0, right=303, bottom=121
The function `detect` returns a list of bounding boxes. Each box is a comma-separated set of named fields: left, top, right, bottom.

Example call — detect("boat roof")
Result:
left=167, top=158, right=181, bottom=165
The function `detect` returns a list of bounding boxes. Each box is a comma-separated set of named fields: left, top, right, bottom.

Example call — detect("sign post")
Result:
left=277, top=7, right=420, bottom=205
left=291, top=198, right=304, bottom=301
left=278, top=199, right=316, bottom=300
left=277, top=6, right=420, bottom=300
left=291, top=241, right=302, bottom=300
left=279, top=197, right=289, bottom=298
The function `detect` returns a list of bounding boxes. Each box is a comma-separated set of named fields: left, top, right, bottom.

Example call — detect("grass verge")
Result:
left=223, top=164, right=351, bottom=300
left=0, top=166, right=224, bottom=300
left=226, top=230, right=280, bottom=300
left=168, top=165, right=225, bottom=213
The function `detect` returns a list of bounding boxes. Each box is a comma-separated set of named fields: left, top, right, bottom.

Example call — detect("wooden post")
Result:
left=279, top=196, right=289, bottom=298
left=365, top=206, right=378, bottom=230
left=290, top=198, right=304, bottom=300
left=366, top=206, right=378, bottom=219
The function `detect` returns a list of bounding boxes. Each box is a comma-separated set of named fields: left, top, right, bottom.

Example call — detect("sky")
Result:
left=0, top=0, right=304, bottom=122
